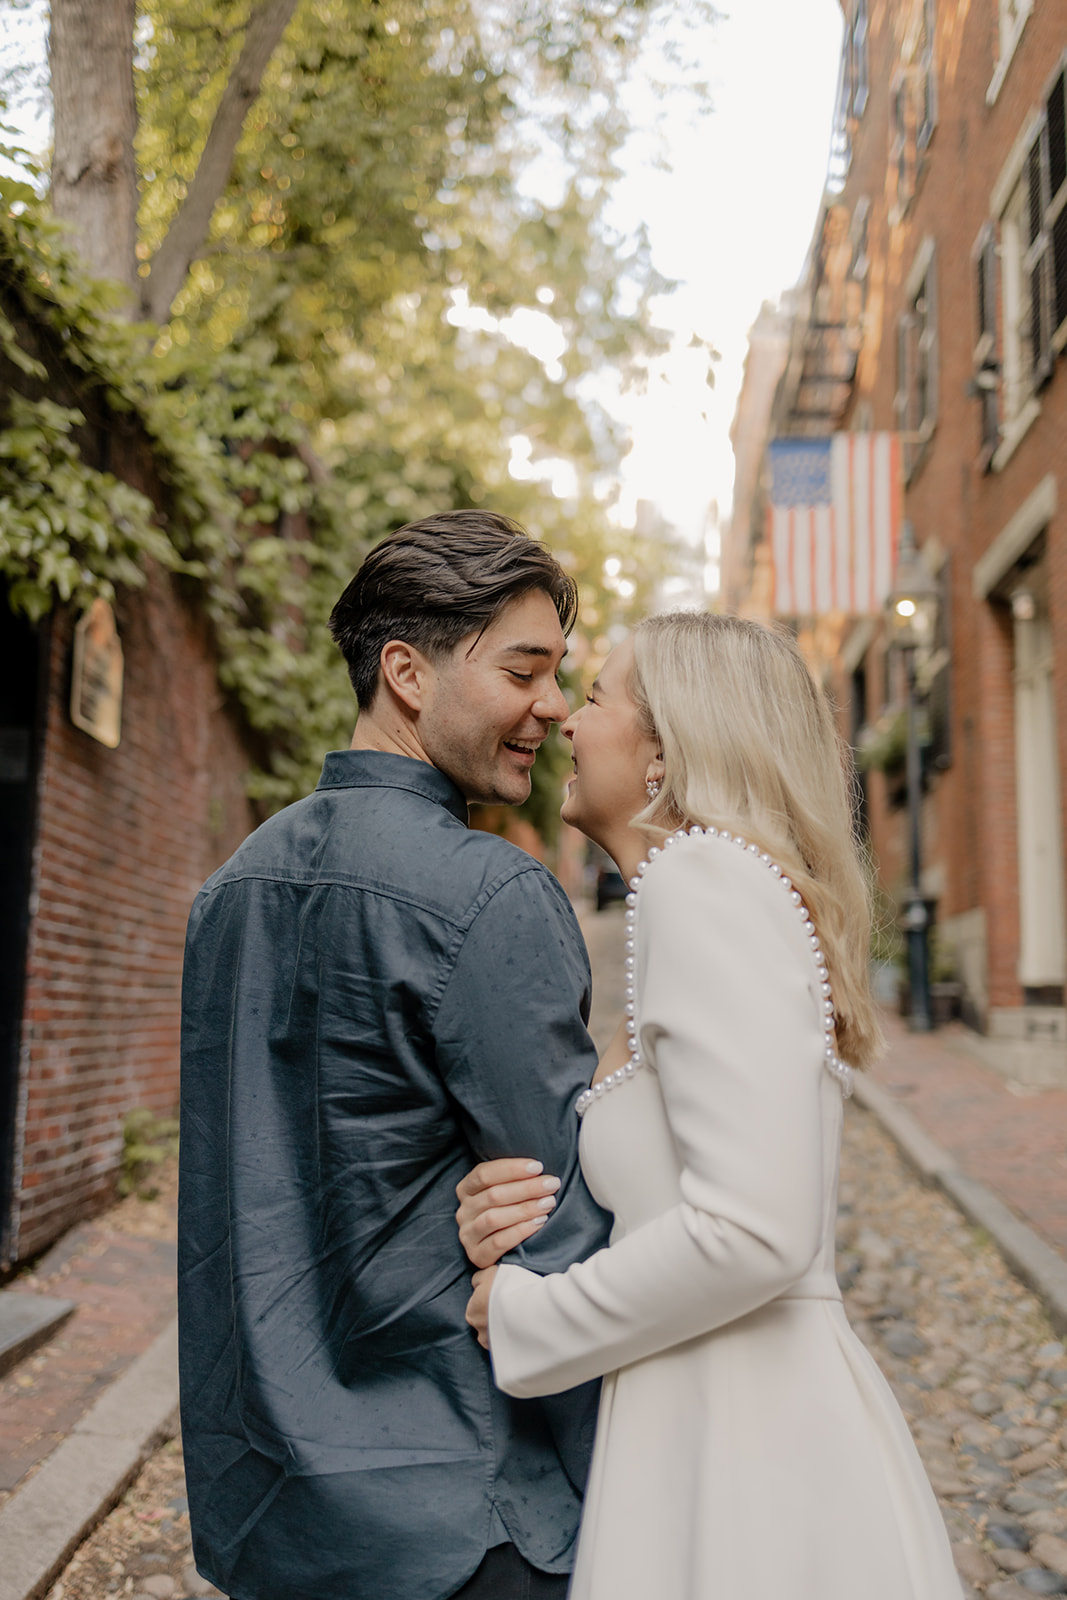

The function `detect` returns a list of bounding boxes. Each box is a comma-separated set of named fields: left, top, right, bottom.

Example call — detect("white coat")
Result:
left=488, top=830, right=963, bottom=1599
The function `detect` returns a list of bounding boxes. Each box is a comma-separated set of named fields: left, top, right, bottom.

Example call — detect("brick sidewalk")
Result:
left=0, top=1168, right=177, bottom=1508
left=867, top=1012, right=1067, bottom=1258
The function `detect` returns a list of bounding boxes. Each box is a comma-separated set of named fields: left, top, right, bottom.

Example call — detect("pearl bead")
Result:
left=576, top=818, right=852, bottom=1118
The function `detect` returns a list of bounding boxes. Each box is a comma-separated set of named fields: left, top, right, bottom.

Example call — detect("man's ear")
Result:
left=379, top=639, right=432, bottom=713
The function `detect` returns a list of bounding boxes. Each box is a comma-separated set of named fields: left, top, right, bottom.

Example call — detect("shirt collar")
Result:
left=316, top=749, right=469, bottom=826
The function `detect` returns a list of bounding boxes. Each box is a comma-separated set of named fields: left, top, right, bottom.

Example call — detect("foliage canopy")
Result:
left=0, top=0, right=713, bottom=826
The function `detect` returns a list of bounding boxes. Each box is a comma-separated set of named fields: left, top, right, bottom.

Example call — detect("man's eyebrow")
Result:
left=498, top=643, right=558, bottom=659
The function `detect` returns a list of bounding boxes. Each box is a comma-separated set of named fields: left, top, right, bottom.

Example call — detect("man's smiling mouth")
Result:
left=504, top=738, right=541, bottom=755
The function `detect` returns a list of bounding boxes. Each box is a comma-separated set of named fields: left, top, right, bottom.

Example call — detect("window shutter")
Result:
left=1048, top=71, right=1067, bottom=341
left=1048, top=71, right=1066, bottom=196
left=1026, top=123, right=1055, bottom=384
left=918, top=262, right=937, bottom=429
left=975, top=227, right=999, bottom=455
left=892, top=78, right=910, bottom=205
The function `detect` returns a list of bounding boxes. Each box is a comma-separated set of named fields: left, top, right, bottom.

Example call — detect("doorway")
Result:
left=0, top=596, right=45, bottom=1262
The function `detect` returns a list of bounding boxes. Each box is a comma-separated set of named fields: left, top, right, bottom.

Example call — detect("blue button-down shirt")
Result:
left=179, top=750, right=611, bottom=1600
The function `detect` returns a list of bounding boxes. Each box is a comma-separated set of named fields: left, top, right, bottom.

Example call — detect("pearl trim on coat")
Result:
left=575, top=826, right=855, bottom=1117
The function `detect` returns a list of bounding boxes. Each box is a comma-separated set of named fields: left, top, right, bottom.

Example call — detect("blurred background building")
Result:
left=722, top=0, right=1067, bottom=1084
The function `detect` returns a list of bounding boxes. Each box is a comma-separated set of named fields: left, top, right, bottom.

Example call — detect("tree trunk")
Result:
left=140, top=0, right=300, bottom=325
left=49, top=0, right=139, bottom=302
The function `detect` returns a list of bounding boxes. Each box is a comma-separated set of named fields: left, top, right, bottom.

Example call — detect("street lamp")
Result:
left=886, top=520, right=940, bottom=1032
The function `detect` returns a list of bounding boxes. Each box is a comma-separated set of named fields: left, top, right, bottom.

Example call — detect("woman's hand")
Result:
left=466, top=1266, right=498, bottom=1350
left=455, top=1158, right=560, bottom=1269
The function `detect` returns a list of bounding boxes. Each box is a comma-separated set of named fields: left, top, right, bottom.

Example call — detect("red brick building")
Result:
left=725, top=0, right=1067, bottom=1085
left=2, top=356, right=261, bottom=1265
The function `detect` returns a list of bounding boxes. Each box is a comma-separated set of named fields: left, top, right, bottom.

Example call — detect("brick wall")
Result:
left=817, top=0, right=1067, bottom=1020
left=11, top=568, right=260, bottom=1261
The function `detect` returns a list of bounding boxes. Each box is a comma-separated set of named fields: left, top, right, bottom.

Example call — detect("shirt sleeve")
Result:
left=432, top=862, right=612, bottom=1278
left=485, top=835, right=828, bottom=1398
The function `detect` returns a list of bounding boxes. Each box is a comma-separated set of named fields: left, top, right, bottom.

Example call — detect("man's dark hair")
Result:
left=329, top=510, right=579, bottom=710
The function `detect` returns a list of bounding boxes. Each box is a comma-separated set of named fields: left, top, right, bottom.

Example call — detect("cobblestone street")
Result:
left=34, top=907, right=1067, bottom=1599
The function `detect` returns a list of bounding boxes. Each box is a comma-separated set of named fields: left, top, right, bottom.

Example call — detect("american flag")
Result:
left=766, top=434, right=902, bottom=617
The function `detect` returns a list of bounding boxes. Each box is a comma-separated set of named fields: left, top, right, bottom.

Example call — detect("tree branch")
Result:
left=140, top=0, right=300, bottom=324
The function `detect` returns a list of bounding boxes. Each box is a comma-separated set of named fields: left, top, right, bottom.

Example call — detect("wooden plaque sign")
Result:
left=70, top=598, right=124, bottom=749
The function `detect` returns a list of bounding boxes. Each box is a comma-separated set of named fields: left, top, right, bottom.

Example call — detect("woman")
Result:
left=457, top=613, right=962, bottom=1600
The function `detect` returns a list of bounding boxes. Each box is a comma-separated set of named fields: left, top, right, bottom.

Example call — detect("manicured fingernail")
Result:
left=540, top=1176, right=560, bottom=1193
left=531, top=1214, right=547, bottom=1228
left=537, top=1195, right=556, bottom=1211
left=525, top=1161, right=544, bottom=1175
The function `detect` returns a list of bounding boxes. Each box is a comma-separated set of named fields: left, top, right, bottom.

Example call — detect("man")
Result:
left=179, top=511, right=611, bottom=1600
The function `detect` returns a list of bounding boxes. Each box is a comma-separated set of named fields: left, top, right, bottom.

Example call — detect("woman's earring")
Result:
left=646, top=778, right=662, bottom=801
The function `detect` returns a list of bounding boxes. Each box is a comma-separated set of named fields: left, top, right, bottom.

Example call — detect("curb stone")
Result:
left=853, top=1072, right=1067, bottom=1338
left=0, top=1317, right=179, bottom=1600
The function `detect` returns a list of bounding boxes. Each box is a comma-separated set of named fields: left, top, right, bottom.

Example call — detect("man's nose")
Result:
left=536, top=679, right=571, bottom=723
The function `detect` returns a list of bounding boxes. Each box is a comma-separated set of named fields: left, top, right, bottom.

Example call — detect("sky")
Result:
left=603, top=0, right=846, bottom=591
left=0, top=0, right=845, bottom=596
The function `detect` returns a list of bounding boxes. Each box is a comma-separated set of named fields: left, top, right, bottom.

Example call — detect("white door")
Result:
left=1014, top=601, right=1067, bottom=987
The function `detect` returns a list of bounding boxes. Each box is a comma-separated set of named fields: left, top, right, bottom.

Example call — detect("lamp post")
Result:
left=886, top=521, right=940, bottom=1032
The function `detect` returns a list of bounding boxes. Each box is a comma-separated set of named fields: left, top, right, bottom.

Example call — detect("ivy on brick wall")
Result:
left=0, top=177, right=364, bottom=807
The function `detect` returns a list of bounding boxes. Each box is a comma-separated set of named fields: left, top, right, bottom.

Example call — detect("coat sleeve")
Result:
left=487, top=834, right=828, bottom=1397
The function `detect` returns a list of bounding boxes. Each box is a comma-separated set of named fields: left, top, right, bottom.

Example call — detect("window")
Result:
left=1028, top=64, right=1067, bottom=374
left=851, top=0, right=870, bottom=118
left=916, top=0, right=938, bottom=153
left=827, top=1, right=870, bottom=193
left=982, top=59, right=1067, bottom=466
left=890, top=0, right=938, bottom=215
left=897, top=242, right=938, bottom=478
left=850, top=196, right=871, bottom=284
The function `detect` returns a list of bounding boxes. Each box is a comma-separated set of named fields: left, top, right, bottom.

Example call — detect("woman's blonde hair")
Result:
left=630, top=611, right=883, bottom=1068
